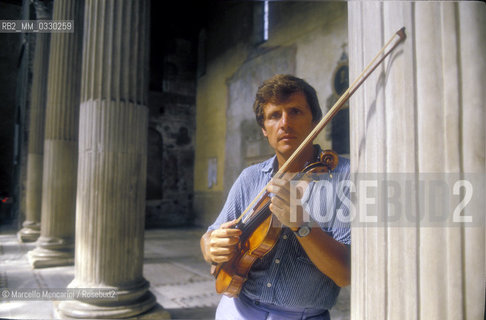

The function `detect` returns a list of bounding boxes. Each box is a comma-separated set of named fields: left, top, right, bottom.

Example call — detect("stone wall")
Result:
left=146, top=38, right=196, bottom=228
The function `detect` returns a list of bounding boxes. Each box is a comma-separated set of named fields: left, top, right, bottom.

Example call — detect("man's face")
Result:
left=261, top=91, right=315, bottom=160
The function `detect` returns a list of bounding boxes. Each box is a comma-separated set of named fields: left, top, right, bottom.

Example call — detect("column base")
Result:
left=28, top=237, right=74, bottom=268
left=55, top=280, right=160, bottom=319
left=28, top=247, right=74, bottom=268
left=55, top=291, right=161, bottom=319
left=17, top=221, right=41, bottom=242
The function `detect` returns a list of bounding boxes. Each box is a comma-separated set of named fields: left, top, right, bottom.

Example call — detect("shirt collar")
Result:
left=261, top=155, right=277, bottom=174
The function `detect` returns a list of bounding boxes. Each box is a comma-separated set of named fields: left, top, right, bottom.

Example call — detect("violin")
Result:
left=211, top=149, right=339, bottom=297
left=211, top=27, right=406, bottom=297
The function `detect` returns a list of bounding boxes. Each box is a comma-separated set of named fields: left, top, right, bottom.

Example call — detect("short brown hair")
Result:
left=252, top=74, right=322, bottom=128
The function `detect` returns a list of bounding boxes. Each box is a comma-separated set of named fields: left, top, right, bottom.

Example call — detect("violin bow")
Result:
left=235, top=27, right=407, bottom=225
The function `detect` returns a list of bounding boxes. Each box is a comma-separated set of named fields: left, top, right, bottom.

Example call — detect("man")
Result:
left=200, top=74, right=351, bottom=319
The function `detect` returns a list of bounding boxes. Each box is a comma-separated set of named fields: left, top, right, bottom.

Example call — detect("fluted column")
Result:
left=27, top=0, right=84, bottom=268
left=56, top=0, right=165, bottom=318
left=348, top=2, right=485, bottom=320
left=17, top=0, right=52, bottom=243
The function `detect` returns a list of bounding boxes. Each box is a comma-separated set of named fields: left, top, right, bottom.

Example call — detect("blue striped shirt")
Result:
left=209, top=146, right=351, bottom=310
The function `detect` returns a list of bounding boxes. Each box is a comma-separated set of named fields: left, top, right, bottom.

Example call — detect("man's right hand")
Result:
left=200, top=219, right=242, bottom=264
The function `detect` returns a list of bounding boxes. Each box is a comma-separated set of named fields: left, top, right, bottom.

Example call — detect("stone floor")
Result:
left=0, top=226, right=350, bottom=319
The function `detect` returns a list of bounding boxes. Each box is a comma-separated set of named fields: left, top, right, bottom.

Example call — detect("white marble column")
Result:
left=17, top=0, right=52, bottom=243
left=27, top=0, right=83, bottom=268
left=56, top=0, right=166, bottom=318
left=348, top=2, right=485, bottom=320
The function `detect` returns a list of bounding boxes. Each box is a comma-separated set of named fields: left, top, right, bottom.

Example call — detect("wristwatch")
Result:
left=294, top=223, right=311, bottom=238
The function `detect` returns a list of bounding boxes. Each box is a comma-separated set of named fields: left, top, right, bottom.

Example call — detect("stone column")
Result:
left=57, top=0, right=165, bottom=318
left=17, top=0, right=52, bottom=243
left=27, top=0, right=83, bottom=268
left=348, top=2, right=485, bottom=320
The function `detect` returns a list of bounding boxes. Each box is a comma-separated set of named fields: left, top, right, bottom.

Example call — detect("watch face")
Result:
left=297, top=225, right=310, bottom=237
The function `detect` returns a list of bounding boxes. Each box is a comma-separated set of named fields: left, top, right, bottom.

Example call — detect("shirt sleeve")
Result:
left=300, top=157, right=351, bottom=245
left=207, top=170, right=248, bottom=232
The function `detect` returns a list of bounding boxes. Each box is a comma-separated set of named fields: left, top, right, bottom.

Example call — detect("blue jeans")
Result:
left=215, top=294, right=330, bottom=320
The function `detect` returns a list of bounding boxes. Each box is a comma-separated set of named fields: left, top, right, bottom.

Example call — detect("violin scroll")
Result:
left=320, top=149, right=339, bottom=172
left=301, top=149, right=339, bottom=176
